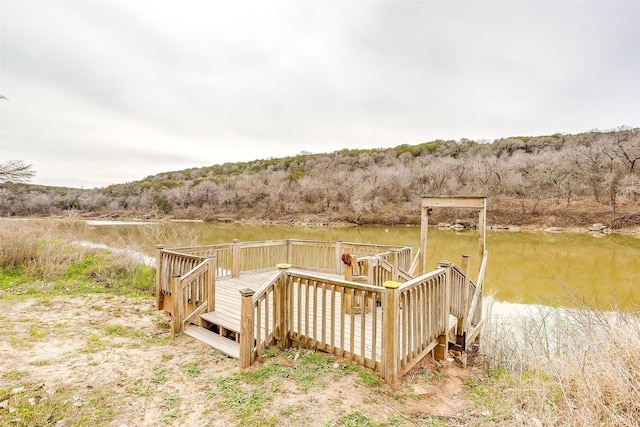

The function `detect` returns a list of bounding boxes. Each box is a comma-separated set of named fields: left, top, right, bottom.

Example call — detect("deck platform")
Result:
left=197, top=269, right=458, bottom=364
left=156, top=222, right=486, bottom=384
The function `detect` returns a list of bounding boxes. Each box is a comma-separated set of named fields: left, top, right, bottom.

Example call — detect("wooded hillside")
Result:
left=2, top=127, right=639, bottom=228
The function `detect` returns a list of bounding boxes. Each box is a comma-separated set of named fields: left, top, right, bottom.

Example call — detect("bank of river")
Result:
left=76, top=220, right=640, bottom=311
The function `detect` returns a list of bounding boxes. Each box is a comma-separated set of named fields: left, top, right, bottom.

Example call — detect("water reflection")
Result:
left=79, top=222, right=640, bottom=310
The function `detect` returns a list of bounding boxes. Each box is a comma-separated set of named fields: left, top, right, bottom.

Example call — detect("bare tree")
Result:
left=0, top=160, right=35, bottom=183
left=611, top=127, right=640, bottom=173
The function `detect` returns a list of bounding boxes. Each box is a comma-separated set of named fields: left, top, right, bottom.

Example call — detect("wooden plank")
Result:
left=200, top=311, right=241, bottom=332
left=421, top=196, right=486, bottom=209
left=185, top=326, right=240, bottom=359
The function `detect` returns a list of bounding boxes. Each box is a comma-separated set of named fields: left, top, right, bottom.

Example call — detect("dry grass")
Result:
left=0, top=218, right=87, bottom=279
left=0, top=218, right=154, bottom=297
left=473, top=297, right=640, bottom=426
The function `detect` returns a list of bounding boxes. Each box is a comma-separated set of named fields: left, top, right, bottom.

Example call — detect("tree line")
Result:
left=1, top=127, right=639, bottom=226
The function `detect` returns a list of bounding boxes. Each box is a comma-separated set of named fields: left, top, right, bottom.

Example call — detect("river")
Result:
left=78, top=221, right=640, bottom=310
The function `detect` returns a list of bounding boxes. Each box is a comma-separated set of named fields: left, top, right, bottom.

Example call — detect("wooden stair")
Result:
left=200, top=311, right=240, bottom=334
left=183, top=310, right=242, bottom=359
left=184, top=326, right=240, bottom=359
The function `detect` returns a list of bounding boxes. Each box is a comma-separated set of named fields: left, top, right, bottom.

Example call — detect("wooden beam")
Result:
left=421, top=196, right=486, bottom=209
left=478, top=198, right=487, bottom=269
left=419, top=205, right=428, bottom=276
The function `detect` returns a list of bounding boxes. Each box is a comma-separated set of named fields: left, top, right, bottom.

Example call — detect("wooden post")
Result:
left=383, top=280, right=401, bottom=386
left=434, top=261, right=452, bottom=360
left=391, top=250, right=399, bottom=282
left=335, top=241, right=344, bottom=274
left=344, top=257, right=353, bottom=281
left=367, top=257, right=376, bottom=285
left=207, top=256, right=216, bottom=312
left=155, top=244, right=165, bottom=310
left=478, top=199, right=486, bottom=274
left=285, top=239, right=291, bottom=265
left=232, top=239, right=241, bottom=278
left=419, top=203, right=429, bottom=276
left=239, top=288, right=255, bottom=368
left=275, top=264, right=291, bottom=349
left=170, top=275, right=181, bottom=339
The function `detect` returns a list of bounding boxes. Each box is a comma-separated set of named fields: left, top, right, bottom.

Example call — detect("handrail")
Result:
left=251, top=271, right=283, bottom=303
left=408, top=247, right=420, bottom=276
left=465, top=251, right=487, bottom=333
left=289, top=268, right=386, bottom=292
left=168, top=257, right=216, bottom=338
left=161, top=249, right=207, bottom=261
left=398, top=267, right=447, bottom=291
left=180, top=259, right=211, bottom=282
left=476, top=251, right=488, bottom=290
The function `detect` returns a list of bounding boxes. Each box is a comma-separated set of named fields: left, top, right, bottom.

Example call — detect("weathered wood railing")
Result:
left=239, top=267, right=386, bottom=371
left=157, top=240, right=483, bottom=385
left=156, top=247, right=211, bottom=309
left=167, top=257, right=216, bottom=338
left=156, top=240, right=411, bottom=308
left=464, top=251, right=487, bottom=348
left=351, top=250, right=413, bottom=286
left=389, top=267, right=449, bottom=381
left=236, top=260, right=483, bottom=385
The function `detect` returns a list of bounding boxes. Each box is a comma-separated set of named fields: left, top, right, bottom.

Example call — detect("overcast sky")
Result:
left=1, top=1, right=639, bottom=188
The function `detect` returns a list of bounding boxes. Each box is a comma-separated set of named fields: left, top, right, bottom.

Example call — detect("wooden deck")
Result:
left=197, top=269, right=458, bottom=365
left=157, top=228, right=486, bottom=384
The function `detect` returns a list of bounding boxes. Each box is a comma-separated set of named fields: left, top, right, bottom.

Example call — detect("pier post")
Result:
left=155, top=244, right=165, bottom=310
left=239, top=288, right=255, bottom=368
left=383, top=280, right=401, bottom=386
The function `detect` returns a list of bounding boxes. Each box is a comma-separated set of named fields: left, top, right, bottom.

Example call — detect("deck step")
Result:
left=200, top=311, right=241, bottom=333
left=184, top=326, right=240, bottom=359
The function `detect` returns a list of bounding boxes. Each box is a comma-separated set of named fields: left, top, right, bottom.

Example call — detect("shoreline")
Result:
left=2, top=215, right=639, bottom=237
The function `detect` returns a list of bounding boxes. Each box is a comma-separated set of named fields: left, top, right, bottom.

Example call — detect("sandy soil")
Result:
left=0, top=295, right=477, bottom=426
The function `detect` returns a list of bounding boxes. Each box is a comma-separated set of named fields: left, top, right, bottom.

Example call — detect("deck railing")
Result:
left=167, top=256, right=216, bottom=338
left=395, top=267, right=449, bottom=378
left=156, top=239, right=410, bottom=312
left=157, top=240, right=483, bottom=385
left=237, top=261, right=482, bottom=385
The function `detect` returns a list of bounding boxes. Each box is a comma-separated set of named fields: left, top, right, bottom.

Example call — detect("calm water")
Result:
left=79, top=222, right=640, bottom=310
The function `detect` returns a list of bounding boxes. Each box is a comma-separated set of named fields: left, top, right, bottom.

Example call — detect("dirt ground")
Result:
left=0, top=295, right=478, bottom=426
